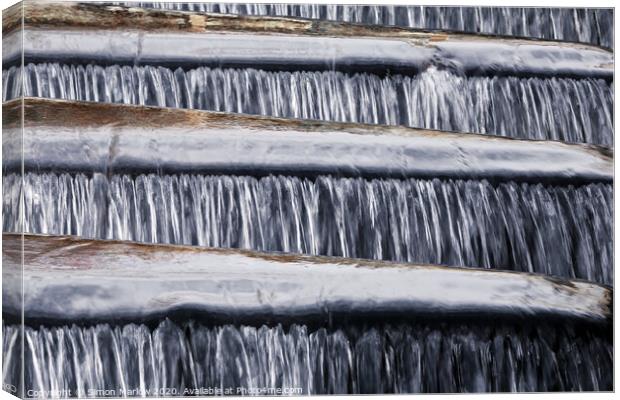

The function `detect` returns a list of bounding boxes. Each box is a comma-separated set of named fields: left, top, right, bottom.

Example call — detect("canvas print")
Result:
left=1, top=1, right=614, bottom=397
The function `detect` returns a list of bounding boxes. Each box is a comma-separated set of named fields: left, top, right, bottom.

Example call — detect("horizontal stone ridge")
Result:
left=2, top=3, right=612, bottom=79
left=2, top=98, right=613, bottom=184
left=2, top=234, right=612, bottom=324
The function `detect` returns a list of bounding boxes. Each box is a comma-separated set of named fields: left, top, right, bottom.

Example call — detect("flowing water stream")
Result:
left=3, top=63, right=613, bottom=145
left=3, top=173, right=613, bottom=284
left=1, top=3, right=614, bottom=396
left=2, top=320, right=613, bottom=395
left=111, top=2, right=614, bottom=49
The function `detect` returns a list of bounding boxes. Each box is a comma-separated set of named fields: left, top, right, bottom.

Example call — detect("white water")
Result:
left=1, top=4, right=614, bottom=395
left=2, top=320, right=613, bottom=396
left=113, top=2, right=614, bottom=48
left=3, top=173, right=613, bottom=284
left=4, top=64, right=613, bottom=145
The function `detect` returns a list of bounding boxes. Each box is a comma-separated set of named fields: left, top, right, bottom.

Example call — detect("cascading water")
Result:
left=3, top=63, right=614, bottom=145
left=2, top=2, right=614, bottom=396
left=3, top=320, right=613, bottom=395
left=3, top=173, right=613, bottom=284
left=110, top=2, right=614, bottom=49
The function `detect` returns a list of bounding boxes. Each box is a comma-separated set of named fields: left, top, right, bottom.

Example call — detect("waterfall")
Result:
left=3, top=63, right=613, bottom=145
left=3, top=320, right=612, bottom=395
left=4, top=173, right=612, bottom=284
left=2, top=2, right=614, bottom=395
left=111, top=3, right=614, bottom=49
